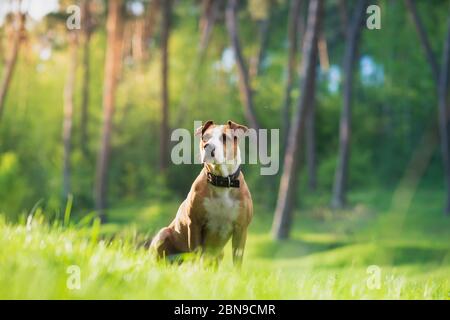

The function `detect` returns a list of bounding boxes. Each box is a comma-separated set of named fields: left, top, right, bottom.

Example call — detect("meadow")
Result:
left=1, top=188, right=448, bottom=299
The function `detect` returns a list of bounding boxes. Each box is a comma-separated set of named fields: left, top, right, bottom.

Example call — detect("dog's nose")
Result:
left=204, top=143, right=215, bottom=158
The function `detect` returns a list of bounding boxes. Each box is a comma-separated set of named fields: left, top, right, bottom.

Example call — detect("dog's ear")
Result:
left=195, top=120, right=214, bottom=136
left=227, top=120, right=248, bottom=138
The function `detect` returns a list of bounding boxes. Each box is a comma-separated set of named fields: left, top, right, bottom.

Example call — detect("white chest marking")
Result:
left=203, top=189, right=240, bottom=239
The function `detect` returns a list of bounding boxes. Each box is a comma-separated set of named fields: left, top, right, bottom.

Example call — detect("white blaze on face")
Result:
left=200, top=124, right=243, bottom=176
left=201, top=125, right=226, bottom=163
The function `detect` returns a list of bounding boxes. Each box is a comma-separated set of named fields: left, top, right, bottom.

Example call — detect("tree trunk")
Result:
left=306, top=92, right=317, bottom=191
left=337, top=0, right=348, bottom=38
left=249, top=3, right=273, bottom=79
left=199, top=0, right=221, bottom=54
left=0, top=27, right=4, bottom=64
left=282, top=0, right=302, bottom=150
left=404, top=0, right=440, bottom=85
left=143, top=0, right=160, bottom=62
left=271, top=0, right=322, bottom=240
left=0, top=11, right=25, bottom=122
left=159, top=0, right=172, bottom=171
left=296, top=0, right=306, bottom=51
left=63, top=32, right=78, bottom=199
left=405, top=0, right=450, bottom=215
left=80, top=0, right=92, bottom=156
left=132, top=19, right=146, bottom=63
left=95, top=0, right=124, bottom=221
left=331, top=0, right=366, bottom=209
left=123, top=21, right=133, bottom=60
left=317, top=31, right=329, bottom=71
left=438, top=18, right=450, bottom=215
left=226, top=0, right=260, bottom=130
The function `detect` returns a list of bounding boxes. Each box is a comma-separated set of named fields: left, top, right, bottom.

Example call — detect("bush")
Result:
left=0, top=152, right=29, bottom=220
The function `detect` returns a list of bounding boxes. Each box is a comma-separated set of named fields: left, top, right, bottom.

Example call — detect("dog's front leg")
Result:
left=232, top=225, right=247, bottom=267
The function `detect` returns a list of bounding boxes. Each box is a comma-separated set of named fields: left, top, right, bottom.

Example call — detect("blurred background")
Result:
left=0, top=0, right=449, bottom=257
left=1, top=0, right=450, bottom=299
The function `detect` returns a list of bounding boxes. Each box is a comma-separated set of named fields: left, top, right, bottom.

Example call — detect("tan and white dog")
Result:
left=150, top=120, right=253, bottom=266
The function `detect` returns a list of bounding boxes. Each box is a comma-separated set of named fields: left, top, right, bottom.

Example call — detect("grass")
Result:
left=0, top=188, right=449, bottom=299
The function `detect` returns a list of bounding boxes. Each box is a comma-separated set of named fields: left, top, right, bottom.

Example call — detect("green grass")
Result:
left=0, top=189, right=449, bottom=299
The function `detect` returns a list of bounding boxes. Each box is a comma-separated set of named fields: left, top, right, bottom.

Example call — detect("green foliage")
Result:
left=0, top=0, right=448, bottom=219
left=0, top=152, right=29, bottom=218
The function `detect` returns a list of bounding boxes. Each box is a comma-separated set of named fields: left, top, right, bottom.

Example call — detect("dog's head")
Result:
left=195, top=120, right=248, bottom=165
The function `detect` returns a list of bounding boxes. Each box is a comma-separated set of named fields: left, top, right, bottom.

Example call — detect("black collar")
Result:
left=205, top=166, right=241, bottom=188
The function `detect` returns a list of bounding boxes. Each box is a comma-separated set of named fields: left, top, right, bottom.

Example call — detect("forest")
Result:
left=0, top=0, right=449, bottom=299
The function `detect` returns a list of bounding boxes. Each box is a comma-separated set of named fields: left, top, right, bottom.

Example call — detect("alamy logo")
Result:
left=366, top=265, right=381, bottom=290
left=171, top=121, right=279, bottom=175
left=366, top=5, right=381, bottom=30
left=66, top=5, right=81, bottom=30
left=66, top=265, right=81, bottom=290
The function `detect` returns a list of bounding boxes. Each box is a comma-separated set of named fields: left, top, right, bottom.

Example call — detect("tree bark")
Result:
left=0, top=11, right=25, bottom=122
left=80, top=0, right=92, bottom=156
left=271, top=0, right=322, bottom=240
left=226, top=0, right=260, bottom=130
left=63, top=32, right=78, bottom=199
left=331, top=0, right=366, bottom=209
left=95, top=0, right=124, bottom=221
left=159, top=0, right=172, bottom=171
left=282, top=0, right=302, bottom=150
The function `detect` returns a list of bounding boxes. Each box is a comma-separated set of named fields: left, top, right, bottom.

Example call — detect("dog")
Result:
left=150, top=120, right=253, bottom=266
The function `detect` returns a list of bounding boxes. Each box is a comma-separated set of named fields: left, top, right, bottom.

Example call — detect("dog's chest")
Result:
left=203, top=189, right=240, bottom=239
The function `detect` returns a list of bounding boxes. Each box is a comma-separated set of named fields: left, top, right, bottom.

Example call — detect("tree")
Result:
left=404, top=0, right=439, bottom=84
left=80, top=0, right=94, bottom=156
left=95, top=0, right=125, bottom=221
left=159, top=0, right=172, bottom=171
left=271, top=0, right=322, bottom=240
left=62, top=31, right=78, bottom=199
left=306, top=85, right=317, bottom=191
left=306, top=31, right=329, bottom=191
left=405, top=0, right=450, bottom=215
left=437, top=19, right=450, bottom=215
left=281, top=0, right=302, bottom=149
left=248, top=0, right=273, bottom=78
left=0, top=6, right=26, bottom=122
left=226, top=0, right=260, bottom=130
left=199, top=0, right=221, bottom=53
left=331, top=0, right=367, bottom=209
left=142, top=0, right=160, bottom=62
